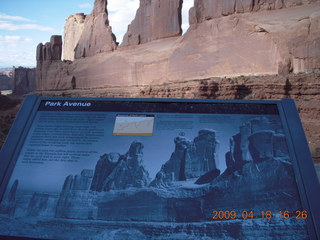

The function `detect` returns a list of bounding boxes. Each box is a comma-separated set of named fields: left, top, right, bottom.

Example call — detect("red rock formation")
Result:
left=36, top=35, right=62, bottom=62
left=63, top=13, right=86, bottom=61
left=74, top=0, right=117, bottom=58
left=36, top=35, right=74, bottom=90
left=189, top=0, right=318, bottom=24
left=36, top=1, right=320, bottom=91
left=12, top=67, right=36, bottom=95
left=121, top=0, right=183, bottom=46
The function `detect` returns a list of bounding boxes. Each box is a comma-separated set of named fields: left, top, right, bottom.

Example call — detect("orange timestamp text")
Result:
left=211, top=210, right=308, bottom=220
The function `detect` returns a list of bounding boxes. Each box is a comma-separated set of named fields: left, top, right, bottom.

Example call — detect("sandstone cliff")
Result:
left=12, top=67, right=36, bottom=95
left=122, top=0, right=183, bottom=46
left=63, top=13, right=86, bottom=61
left=36, top=0, right=320, bottom=90
left=74, top=0, right=117, bottom=59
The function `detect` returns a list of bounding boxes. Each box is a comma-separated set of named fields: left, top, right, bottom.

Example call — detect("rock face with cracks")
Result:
left=63, top=13, right=86, bottom=61
left=74, top=0, right=117, bottom=59
left=121, top=0, right=183, bottom=46
left=150, top=129, right=219, bottom=187
left=36, top=0, right=320, bottom=90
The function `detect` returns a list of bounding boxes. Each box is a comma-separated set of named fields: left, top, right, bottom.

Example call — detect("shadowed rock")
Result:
left=90, top=153, right=120, bottom=192
left=26, top=193, right=57, bottom=217
left=249, top=130, right=275, bottom=163
left=195, top=169, right=220, bottom=184
left=151, top=130, right=219, bottom=187
left=7, top=180, right=18, bottom=202
left=186, top=129, right=219, bottom=178
left=37, top=36, right=62, bottom=62
left=12, top=67, right=36, bottom=95
left=56, top=170, right=94, bottom=219
left=273, top=133, right=289, bottom=160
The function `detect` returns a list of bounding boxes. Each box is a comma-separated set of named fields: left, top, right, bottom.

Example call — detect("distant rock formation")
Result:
left=102, top=141, right=150, bottom=191
left=224, top=117, right=289, bottom=174
left=55, top=169, right=94, bottom=219
left=74, top=0, right=117, bottom=58
left=61, top=169, right=94, bottom=193
left=36, top=35, right=73, bottom=90
left=63, top=13, right=86, bottom=61
left=36, top=0, right=320, bottom=90
left=150, top=129, right=219, bottom=187
left=90, top=141, right=151, bottom=192
left=50, top=118, right=301, bottom=225
left=55, top=141, right=150, bottom=219
left=188, top=129, right=219, bottom=177
left=90, top=153, right=119, bottom=192
left=189, top=0, right=315, bottom=24
left=12, top=67, right=36, bottom=95
left=121, top=0, right=183, bottom=46
left=0, top=180, right=18, bottom=216
left=37, top=35, right=62, bottom=62
left=26, top=193, right=57, bottom=217
left=0, top=68, right=12, bottom=91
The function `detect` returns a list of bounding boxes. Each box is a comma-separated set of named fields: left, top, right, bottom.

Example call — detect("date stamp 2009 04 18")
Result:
left=211, top=210, right=308, bottom=220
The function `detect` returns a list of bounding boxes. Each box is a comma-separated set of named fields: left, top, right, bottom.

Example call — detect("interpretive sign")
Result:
left=0, top=95, right=319, bottom=240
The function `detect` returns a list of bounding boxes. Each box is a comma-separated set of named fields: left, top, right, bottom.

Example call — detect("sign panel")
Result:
left=0, top=96, right=319, bottom=240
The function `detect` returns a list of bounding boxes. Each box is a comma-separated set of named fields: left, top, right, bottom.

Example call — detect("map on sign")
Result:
left=113, top=114, right=154, bottom=136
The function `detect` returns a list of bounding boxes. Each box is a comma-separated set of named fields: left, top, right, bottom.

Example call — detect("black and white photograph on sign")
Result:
left=0, top=108, right=310, bottom=240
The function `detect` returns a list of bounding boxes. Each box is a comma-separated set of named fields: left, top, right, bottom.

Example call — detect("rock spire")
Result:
left=74, top=0, right=117, bottom=58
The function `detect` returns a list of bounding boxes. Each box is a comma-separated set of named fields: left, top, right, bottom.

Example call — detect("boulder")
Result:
left=194, top=169, right=220, bottom=184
